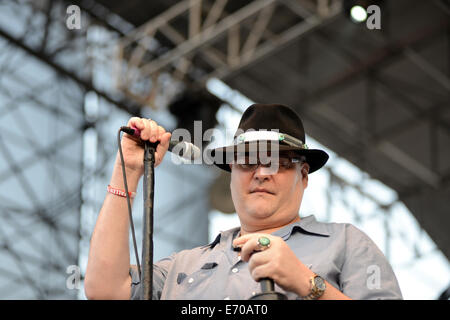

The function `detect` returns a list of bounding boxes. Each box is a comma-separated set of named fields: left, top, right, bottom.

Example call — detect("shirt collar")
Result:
left=202, top=226, right=240, bottom=250
left=205, top=215, right=329, bottom=250
left=272, top=215, right=330, bottom=239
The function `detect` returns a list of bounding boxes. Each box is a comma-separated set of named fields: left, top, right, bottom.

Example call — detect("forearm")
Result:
left=85, top=156, right=142, bottom=299
left=294, top=262, right=352, bottom=300
left=318, top=280, right=352, bottom=300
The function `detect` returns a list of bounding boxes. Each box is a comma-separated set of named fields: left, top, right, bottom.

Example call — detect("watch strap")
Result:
left=301, top=274, right=326, bottom=300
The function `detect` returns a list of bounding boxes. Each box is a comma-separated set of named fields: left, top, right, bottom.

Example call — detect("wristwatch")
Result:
left=302, top=274, right=326, bottom=300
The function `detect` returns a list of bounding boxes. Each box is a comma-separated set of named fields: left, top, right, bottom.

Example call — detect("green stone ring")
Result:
left=257, top=236, right=271, bottom=249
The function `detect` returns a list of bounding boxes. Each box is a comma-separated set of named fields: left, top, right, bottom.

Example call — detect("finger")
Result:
left=250, top=264, right=270, bottom=283
left=233, top=233, right=262, bottom=248
left=156, top=132, right=172, bottom=161
left=155, top=125, right=166, bottom=144
left=122, top=117, right=144, bottom=144
left=127, top=117, right=145, bottom=131
left=240, top=236, right=261, bottom=262
left=138, top=119, right=150, bottom=140
left=148, top=120, right=158, bottom=142
left=159, top=132, right=171, bottom=149
left=140, top=119, right=159, bottom=141
left=157, top=125, right=166, bottom=136
left=248, top=249, right=270, bottom=271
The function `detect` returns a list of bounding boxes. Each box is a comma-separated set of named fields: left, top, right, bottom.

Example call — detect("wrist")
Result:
left=294, top=262, right=315, bottom=297
left=299, top=274, right=327, bottom=300
left=107, top=185, right=137, bottom=199
left=110, top=163, right=142, bottom=193
left=113, top=151, right=144, bottom=177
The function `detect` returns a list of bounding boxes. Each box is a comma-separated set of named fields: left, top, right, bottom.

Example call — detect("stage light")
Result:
left=344, top=0, right=384, bottom=25
left=350, top=5, right=367, bottom=23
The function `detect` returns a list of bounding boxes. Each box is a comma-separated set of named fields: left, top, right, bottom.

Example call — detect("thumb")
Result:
left=156, top=132, right=171, bottom=162
left=159, top=132, right=172, bottom=150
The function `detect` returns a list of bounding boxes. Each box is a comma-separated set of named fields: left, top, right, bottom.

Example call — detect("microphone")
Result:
left=120, top=126, right=201, bottom=161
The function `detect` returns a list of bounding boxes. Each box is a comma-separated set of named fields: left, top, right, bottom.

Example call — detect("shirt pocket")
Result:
left=173, top=264, right=223, bottom=299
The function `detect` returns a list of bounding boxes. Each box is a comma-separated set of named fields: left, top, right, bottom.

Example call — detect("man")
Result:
left=84, top=103, right=403, bottom=300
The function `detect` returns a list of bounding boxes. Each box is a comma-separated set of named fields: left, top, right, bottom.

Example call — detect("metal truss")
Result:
left=324, top=165, right=410, bottom=263
left=303, top=17, right=450, bottom=193
left=103, top=0, right=450, bottom=298
left=86, top=0, right=450, bottom=298
left=321, top=162, right=448, bottom=299
left=0, top=0, right=106, bottom=299
left=115, top=0, right=342, bottom=106
left=283, top=5, right=450, bottom=264
left=0, top=0, right=216, bottom=299
left=1, top=0, right=446, bottom=299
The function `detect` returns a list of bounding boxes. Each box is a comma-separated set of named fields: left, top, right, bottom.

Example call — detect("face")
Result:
left=230, top=152, right=310, bottom=232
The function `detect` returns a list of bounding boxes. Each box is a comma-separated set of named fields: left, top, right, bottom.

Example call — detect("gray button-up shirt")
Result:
left=129, top=215, right=403, bottom=300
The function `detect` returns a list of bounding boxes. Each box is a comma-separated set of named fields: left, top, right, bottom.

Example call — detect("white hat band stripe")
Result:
left=234, top=131, right=305, bottom=149
left=235, top=131, right=279, bottom=143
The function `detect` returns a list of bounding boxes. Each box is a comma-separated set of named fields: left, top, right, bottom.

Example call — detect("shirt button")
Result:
left=252, top=291, right=256, bottom=296
left=232, top=268, right=239, bottom=273
left=188, top=277, right=194, bottom=284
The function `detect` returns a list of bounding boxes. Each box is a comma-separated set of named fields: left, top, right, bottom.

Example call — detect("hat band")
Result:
left=233, top=131, right=308, bottom=149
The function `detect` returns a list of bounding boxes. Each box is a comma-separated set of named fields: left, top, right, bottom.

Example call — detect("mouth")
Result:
left=250, top=189, right=274, bottom=195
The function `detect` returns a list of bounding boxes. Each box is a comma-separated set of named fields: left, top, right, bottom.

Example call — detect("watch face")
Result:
left=315, top=276, right=326, bottom=291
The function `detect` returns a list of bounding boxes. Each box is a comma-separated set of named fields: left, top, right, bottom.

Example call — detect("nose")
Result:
left=253, top=165, right=274, bottom=181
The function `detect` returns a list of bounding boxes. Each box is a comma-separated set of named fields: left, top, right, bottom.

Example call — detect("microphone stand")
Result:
left=136, top=135, right=284, bottom=300
left=249, top=278, right=288, bottom=300
left=141, top=141, right=158, bottom=300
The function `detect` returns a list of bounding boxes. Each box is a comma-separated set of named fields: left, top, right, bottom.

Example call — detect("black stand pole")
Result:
left=137, top=138, right=285, bottom=300
left=141, top=141, right=158, bottom=300
left=249, top=278, right=288, bottom=300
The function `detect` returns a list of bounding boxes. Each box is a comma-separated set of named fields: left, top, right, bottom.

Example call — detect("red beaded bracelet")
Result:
left=107, top=185, right=136, bottom=199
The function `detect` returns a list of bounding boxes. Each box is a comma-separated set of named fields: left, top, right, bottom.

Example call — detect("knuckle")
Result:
left=248, top=257, right=256, bottom=269
left=271, top=260, right=279, bottom=270
left=128, top=117, right=140, bottom=126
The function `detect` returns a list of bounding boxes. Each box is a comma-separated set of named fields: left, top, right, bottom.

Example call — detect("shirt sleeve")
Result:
left=129, top=252, right=176, bottom=300
left=339, top=224, right=403, bottom=300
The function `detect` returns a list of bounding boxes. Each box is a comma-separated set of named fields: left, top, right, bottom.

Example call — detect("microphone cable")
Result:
left=117, top=127, right=141, bottom=282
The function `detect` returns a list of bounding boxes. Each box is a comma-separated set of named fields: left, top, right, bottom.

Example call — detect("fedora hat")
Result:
left=208, top=103, right=329, bottom=173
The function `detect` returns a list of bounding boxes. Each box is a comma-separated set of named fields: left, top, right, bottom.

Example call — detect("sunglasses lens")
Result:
left=234, top=154, right=299, bottom=171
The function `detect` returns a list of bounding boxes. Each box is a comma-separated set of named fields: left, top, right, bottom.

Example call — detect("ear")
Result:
left=301, top=163, right=310, bottom=185
left=302, top=168, right=309, bottom=178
